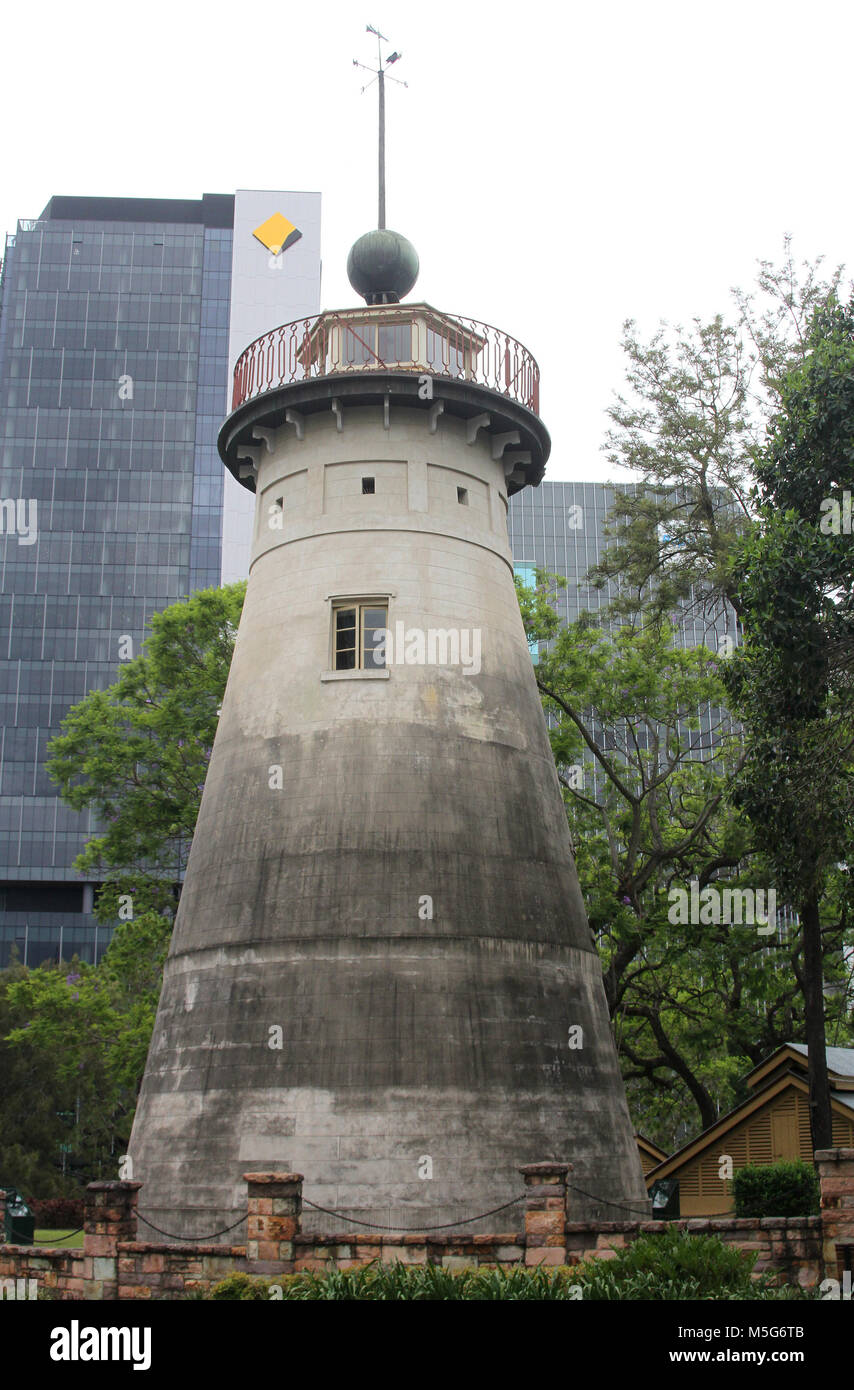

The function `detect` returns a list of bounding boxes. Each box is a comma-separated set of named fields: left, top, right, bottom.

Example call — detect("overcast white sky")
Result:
left=4, top=0, right=853, bottom=480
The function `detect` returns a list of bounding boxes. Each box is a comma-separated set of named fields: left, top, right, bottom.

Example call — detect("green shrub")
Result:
left=575, top=1228, right=758, bottom=1300
left=208, top=1272, right=276, bottom=1300
left=207, top=1263, right=579, bottom=1300
left=732, top=1161, right=820, bottom=1218
left=203, top=1242, right=817, bottom=1301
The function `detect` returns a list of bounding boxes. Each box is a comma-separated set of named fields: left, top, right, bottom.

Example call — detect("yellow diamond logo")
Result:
left=252, top=212, right=302, bottom=256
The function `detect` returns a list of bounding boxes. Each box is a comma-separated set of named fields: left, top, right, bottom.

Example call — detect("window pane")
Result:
left=362, top=605, right=388, bottom=668
left=335, top=608, right=357, bottom=669
left=344, top=325, right=374, bottom=364
left=378, top=323, right=411, bottom=361
left=426, top=327, right=466, bottom=374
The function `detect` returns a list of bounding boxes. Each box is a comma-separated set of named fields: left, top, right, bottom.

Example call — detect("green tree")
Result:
left=514, top=574, right=848, bottom=1145
left=47, top=582, right=245, bottom=897
left=0, top=585, right=246, bottom=1192
left=590, top=240, right=846, bottom=624
left=2, top=954, right=134, bottom=1188
left=0, top=958, right=84, bottom=1197
left=1, top=889, right=174, bottom=1191
left=569, top=245, right=853, bottom=1148
left=725, top=298, right=854, bottom=1151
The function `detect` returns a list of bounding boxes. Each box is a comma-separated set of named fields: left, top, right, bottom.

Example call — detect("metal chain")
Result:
left=26, top=1186, right=652, bottom=1250
left=4, top=1224, right=84, bottom=1245
left=300, top=1193, right=527, bottom=1233
left=134, top=1211, right=247, bottom=1243
left=567, top=1182, right=654, bottom=1217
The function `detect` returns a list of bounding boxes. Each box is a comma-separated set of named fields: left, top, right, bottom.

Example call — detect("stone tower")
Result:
left=128, top=230, right=648, bottom=1236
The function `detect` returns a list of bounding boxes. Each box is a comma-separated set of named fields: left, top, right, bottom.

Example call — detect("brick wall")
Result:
left=117, top=1244, right=247, bottom=1301
left=0, top=1243, right=84, bottom=1300
left=816, top=1147, right=854, bottom=1283
left=0, top=1152, right=850, bottom=1299
left=563, top=1216, right=821, bottom=1287
left=290, top=1232, right=526, bottom=1272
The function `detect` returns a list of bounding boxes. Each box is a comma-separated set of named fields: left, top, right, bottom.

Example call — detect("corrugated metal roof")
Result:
left=787, top=1043, right=854, bottom=1078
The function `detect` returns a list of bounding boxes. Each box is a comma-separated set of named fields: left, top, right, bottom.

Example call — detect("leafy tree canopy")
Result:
left=515, top=575, right=852, bottom=1147
left=590, top=239, right=848, bottom=623
left=46, top=583, right=245, bottom=897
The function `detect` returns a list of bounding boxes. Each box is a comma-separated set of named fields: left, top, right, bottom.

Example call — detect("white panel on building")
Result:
left=222, top=189, right=322, bottom=583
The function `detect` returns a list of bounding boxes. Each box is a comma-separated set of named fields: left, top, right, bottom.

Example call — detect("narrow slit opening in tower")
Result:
left=362, top=477, right=375, bottom=495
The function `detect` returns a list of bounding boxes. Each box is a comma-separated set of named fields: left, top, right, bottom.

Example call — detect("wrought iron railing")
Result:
left=231, top=308, right=540, bottom=416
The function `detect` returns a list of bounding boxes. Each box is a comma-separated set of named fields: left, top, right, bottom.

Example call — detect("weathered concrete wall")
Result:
left=129, top=390, right=646, bottom=1236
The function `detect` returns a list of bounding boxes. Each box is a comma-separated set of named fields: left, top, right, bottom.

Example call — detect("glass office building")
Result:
left=508, top=479, right=736, bottom=777
left=508, top=478, right=734, bottom=643
left=0, top=191, right=321, bottom=966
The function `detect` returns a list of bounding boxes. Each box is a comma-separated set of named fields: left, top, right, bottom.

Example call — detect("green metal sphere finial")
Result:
left=347, top=229, right=419, bottom=305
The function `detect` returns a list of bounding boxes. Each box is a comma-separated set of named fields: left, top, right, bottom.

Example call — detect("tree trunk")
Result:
left=800, top=887, right=834, bottom=1153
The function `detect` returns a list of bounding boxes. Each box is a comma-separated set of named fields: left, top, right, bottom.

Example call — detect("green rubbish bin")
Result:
left=4, top=1188, right=35, bottom=1245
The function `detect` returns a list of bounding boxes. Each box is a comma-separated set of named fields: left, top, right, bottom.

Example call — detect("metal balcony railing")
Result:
left=231, top=307, right=540, bottom=416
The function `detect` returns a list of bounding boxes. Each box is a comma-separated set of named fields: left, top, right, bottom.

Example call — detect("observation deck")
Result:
left=218, top=302, right=550, bottom=496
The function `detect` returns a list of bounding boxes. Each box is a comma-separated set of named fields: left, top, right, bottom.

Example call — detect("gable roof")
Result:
left=645, top=1066, right=854, bottom=1184
left=744, top=1043, right=854, bottom=1093
left=787, top=1043, right=854, bottom=1077
left=635, top=1133, right=668, bottom=1163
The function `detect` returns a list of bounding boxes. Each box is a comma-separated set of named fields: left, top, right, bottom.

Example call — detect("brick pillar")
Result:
left=816, top=1148, right=854, bottom=1282
left=244, top=1172, right=303, bottom=1274
left=519, top=1162, right=571, bottom=1266
left=83, top=1180, right=142, bottom=1300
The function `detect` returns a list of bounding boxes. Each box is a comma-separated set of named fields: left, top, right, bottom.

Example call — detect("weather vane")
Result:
left=353, top=24, right=408, bottom=231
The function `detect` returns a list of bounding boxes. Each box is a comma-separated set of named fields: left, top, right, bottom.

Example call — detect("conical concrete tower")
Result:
left=128, top=230, right=648, bottom=1236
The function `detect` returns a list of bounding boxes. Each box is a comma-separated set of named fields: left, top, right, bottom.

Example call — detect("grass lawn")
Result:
left=33, top=1228, right=84, bottom=1249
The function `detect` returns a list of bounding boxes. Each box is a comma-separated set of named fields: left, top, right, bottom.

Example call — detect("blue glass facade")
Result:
left=0, top=196, right=234, bottom=966
left=507, top=479, right=735, bottom=772
left=190, top=227, right=230, bottom=591
left=512, top=562, right=539, bottom=663
left=509, top=481, right=636, bottom=628
left=508, top=479, right=733, bottom=644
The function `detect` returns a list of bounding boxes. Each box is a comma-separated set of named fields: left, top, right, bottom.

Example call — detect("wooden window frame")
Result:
left=330, top=598, right=390, bottom=674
